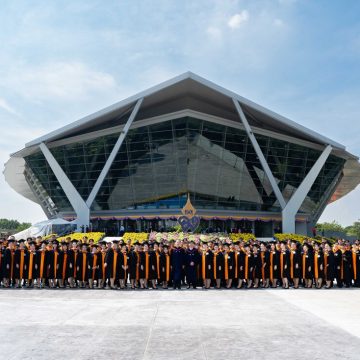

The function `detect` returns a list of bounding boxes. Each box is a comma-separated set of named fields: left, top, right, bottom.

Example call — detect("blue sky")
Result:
left=0, top=0, right=359, bottom=225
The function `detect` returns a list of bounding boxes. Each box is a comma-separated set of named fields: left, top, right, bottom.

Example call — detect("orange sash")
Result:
left=145, top=252, right=149, bottom=280
left=10, top=250, right=14, bottom=279
left=213, top=252, right=217, bottom=279
left=290, top=252, right=294, bottom=278
left=40, top=251, right=45, bottom=278
left=73, top=252, right=77, bottom=278
left=353, top=252, right=357, bottom=280
left=112, top=250, right=118, bottom=279
left=20, top=250, right=24, bottom=279
left=62, top=253, right=67, bottom=279
left=235, top=252, right=238, bottom=278
left=28, top=252, right=34, bottom=280
left=54, top=251, right=58, bottom=279
left=166, top=254, right=170, bottom=281
left=224, top=253, right=228, bottom=280
left=202, top=253, right=206, bottom=279
left=92, top=254, right=97, bottom=280
left=314, top=252, right=318, bottom=279
left=156, top=252, right=160, bottom=279
left=123, top=253, right=127, bottom=280
left=82, top=252, right=87, bottom=281
left=245, top=255, right=249, bottom=279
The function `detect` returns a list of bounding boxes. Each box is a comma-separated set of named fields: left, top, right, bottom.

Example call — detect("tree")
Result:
left=315, top=221, right=345, bottom=233
left=0, top=218, right=31, bottom=232
left=346, top=221, right=360, bottom=238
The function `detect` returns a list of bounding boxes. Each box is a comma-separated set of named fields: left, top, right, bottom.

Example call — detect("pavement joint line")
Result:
left=142, top=302, right=159, bottom=360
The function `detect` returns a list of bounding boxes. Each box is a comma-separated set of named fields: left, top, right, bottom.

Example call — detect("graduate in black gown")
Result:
left=213, top=243, right=224, bottom=289
left=352, top=244, right=360, bottom=287
left=76, top=243, right=91, bottom=288
left=171, top=240, right=184, bottom=290
left=119, top=243, right=129, bottom=289
left=269, top=242, right=280, bottom=288
left=14, top=239, right=27, bottom=288
left=342, top=244, right=352, bottom=288
left=3, top=238, right=16, bottom=287
left=25, top=241, right=38, bottom=288
left=184, top=240, right=199, bottom=289
left=159, top=245, right=171, bottom=288
left=243, top=244, right=254, bottom=288
left=129, top=242, right=139, bottom=289
left=260, top=243, right=270, bottom=288
left=324, top=242, right=335, bottom=288
left=89, top=244, right=100, bottom=289
left=200, top=242, right=213, bottom=289
left=235, top=242, right=245, bottom=289
left=252, top=244, right=262, bottom=288
left=223, top=243, right=234, bottom=288
left=290, top=241, right=301, bottom=289
left=279, top=241, right=290, bottom=289
left=58, top=241, right=69, bottom=288
left=301, top=244, right=314, bottom=288
left=313, top=242, right=324, bottom=289
left=104, top=240, right=120, bottom=289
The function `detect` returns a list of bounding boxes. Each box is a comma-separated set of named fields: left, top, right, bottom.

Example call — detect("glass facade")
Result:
left=24, top=117, right=345, bottom=216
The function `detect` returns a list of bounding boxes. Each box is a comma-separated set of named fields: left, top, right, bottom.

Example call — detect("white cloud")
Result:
left=1, top=61, right=120, bottom=103
left=227, top=10, right=249, bottom=29
left=0, top=98, right=18, bottom=116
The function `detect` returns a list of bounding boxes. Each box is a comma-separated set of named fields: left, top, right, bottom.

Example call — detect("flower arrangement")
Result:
left=122, top=232, right=149, bottom=244
left=274, top=233, right=314, bottom=244
left=57, top=232, right=105, bottom=243
left=229, top=233, right=257, bottom=242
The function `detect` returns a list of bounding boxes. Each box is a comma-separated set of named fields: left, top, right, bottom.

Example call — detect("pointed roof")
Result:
left=25, top=71, right=345, bottom=149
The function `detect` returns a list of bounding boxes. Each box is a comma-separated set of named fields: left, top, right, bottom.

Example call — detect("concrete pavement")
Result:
left=0, top=288, right=359, bottom=360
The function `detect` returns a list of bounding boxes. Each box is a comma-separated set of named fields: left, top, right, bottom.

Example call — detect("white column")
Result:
left=85, top=98, right=143, bottom=208
left=282, top=145, right=332, bottom=233
left=39, top=142, right=90, bottom=231
left=232, top=98, right=286, bottom=209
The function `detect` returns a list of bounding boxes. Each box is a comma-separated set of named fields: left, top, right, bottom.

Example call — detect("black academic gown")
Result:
left=184, top=248, right=199, bottom=285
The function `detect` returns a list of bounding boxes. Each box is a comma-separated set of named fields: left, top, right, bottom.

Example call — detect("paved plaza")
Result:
left=0, top=288, right=359, bottom=360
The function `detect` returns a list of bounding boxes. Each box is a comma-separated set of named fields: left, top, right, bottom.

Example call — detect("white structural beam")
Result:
left=233, top=98, right=287, bottom=209
left=282, top=144, right=332, bottom=233
left=39, top=142, right=90, bottom=231
left=86, top=98, right=143, bottom=208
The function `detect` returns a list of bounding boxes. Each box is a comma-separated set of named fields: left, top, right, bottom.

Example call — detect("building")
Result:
left=4, top=72, right=360, bottom=236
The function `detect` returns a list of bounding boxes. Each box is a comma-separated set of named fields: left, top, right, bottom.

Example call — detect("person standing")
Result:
left=269, top=242, right=280, bottom=288
left=290, top=242, right=301, bottom=289
left=25, top=241, right=38, bottom=288
left=324, top=242, right=335, bottom=288
left=3, top=238, right=16, bottom=287
left=14, top=239, right=27, bottom=288
left=279, top=241, right=290, bottom=289
left=36, top=240, right=48, bottom=289
left=104, top=240, right=120, bottom=289
left=184, top=241, right=199, bottom=289
left=313, top=242, right=324, bottom=288
left=213, top=243, right=224, bottom=289
left=223, top=243, right=234, bottom=289
left=77, top=243, right=90, bottom=288
left=201, top=242, right=213, bottom=289
left=159, top=245, right=171, bottom=289
left=171, top=240, right=184, bottom=290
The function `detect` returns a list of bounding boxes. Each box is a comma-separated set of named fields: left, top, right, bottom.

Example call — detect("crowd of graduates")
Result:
left=0, top=234, right=359, bottom=290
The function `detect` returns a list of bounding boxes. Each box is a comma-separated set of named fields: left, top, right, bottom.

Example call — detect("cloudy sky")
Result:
left=0, top=0, right=359, bottom=225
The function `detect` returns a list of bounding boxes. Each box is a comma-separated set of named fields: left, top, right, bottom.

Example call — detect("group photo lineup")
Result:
left=1, top=2, right=360, bottom=359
